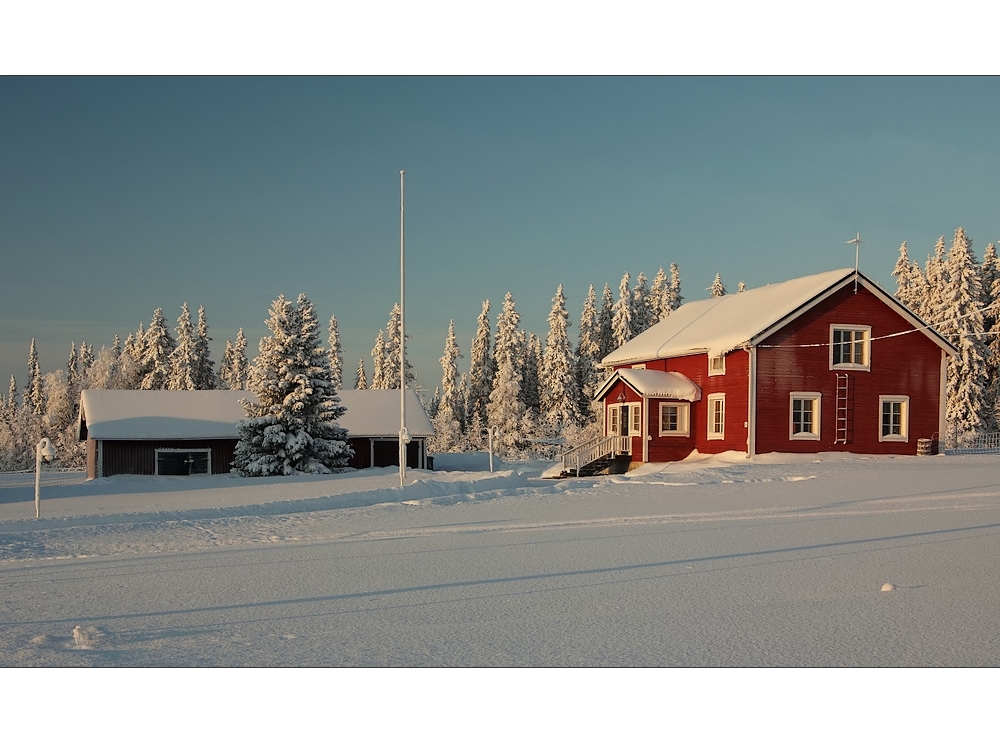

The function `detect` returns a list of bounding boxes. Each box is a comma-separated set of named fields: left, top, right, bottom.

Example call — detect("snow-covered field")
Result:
left=1, top=450, right=996, bottom=738
left=4, top=450, right=999, bottom=664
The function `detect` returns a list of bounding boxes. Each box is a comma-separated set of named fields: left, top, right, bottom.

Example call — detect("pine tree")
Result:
left=141, top=308, right=176, bottom=390
left=631, top=271, right=654, bottom=335
left=67, top=342, right=79, bottom=388
left=892, top=241, right=916, bottom=310
left=709, top=273, right=727, bottom=297
left=488, top=292, right=528, bottom=455
left=540, top=284, right=582, bottom=427
left=194, top=305, right=216, bottom=389
left=327, top=315, right=343, bottom=390
left=649, top=267, right=670, bottom=324
left=354, top=358, right=368, bottom=389
left=464, top=300, right=494, bottom=436
left=168, top=303, right=199, bottom=390
left=80, top=341, right=94, bottom=375
left=576, top=284, right=603, bottom=416
left=522, top=332, right=542, bottom=413
left=381, top=303, right=414, bottom=389
left=233, top=294, right=352, bottom=476
left=26, top=339, right=44, bottom=416
left=611, top=272, right=634, bottom=349
left=923, top=236, right=948, bottom=327
left=737, top=281, right=746, bottom=293
left=598, top=282, right=615, bottom=361
left=430, top=319, right=464, bottom=453
left=220, top=330, right=249, bottom=391
left=938, top=228, right=989, bottom=442
left=667, top=263, right=683, bottom=313
left=370, top=329, right=389, bottom=389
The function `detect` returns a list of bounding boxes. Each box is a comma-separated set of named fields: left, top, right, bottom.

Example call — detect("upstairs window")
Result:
left=830, top=325, right=871, bottom=371
left=709, top=355, right=726, bottom=376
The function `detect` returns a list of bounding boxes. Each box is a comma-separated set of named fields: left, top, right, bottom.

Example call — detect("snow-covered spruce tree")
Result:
left=233, top=293, right=352, bottom=476
left=194, top=305, right=217, bottom=390
left=597, top=282, right=615, bottom=362
left=370, top=329, right=389, bottom=389
left=923, top=236, right=949, bottom=327
left=649, top=267, right=670, bottom=323
left=430, top=319, right=465, bottom=453
left=26, top=339, right=45, bottom=416
left=219, top=328, right=249, bottom=390
left=464, top=299, right=494, bottom=444
left=354, top=358, right=368, bottom=389
left=667, top=263, right=683, bottom=313
left=982, top=242, right=1000, bottom=427
left=892, top=241, right=917, bottom=312
left=327, top=315, right=343, bottom=390
left=141, top=308, right=176, bottom=390
left=576, top=284, right=603, bottom=417
left=487, top=292, right=529, bottom=456
left=631, top=271, right=654, bottom=335
left=522, top=332, right=542, bottom=413
left=168, top=303, right=199, bottom=390
left=708, top=272, right=727, bottom=298
left=937, top=228, right=990, bottom=442
left=79, top=342, right=94, bottom=376
left=67, top=343, right=79, bottom=388
left=737, top=280, right=746, bottom=293
left=540, top=284, right=582, bottom=428
left=611, top=272, right=634, bottom=349
left=381, top=303, right=415, bottom=390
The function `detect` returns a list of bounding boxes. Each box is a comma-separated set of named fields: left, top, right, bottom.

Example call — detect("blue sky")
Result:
left=3, top=76, right=999, bottom=398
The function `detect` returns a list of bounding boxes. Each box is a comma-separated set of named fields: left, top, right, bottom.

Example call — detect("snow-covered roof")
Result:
left=337, top=389, right=434, bottom=438
left=80, top=389, right=434, bottom=441
left=80, top=390, right=254, bottom=440
left=602, top=268, right=955, bottom=365
left=594, top=369, right=702, bottom=402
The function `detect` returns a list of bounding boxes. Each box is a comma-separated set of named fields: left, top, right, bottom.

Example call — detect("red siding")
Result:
left=94, top=439, right=238, bottom=478
left=754, top=284, right=943, bottom=456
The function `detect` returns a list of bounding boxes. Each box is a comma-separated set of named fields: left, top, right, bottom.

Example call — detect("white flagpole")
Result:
left=399, top=170, right=407, bottom=487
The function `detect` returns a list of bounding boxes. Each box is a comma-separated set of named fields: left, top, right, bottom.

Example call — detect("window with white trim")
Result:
left=879, top=395, right=909, bottom=442
left=659, top=402, right=691, bottom=437
left=789, top=392, right=821, bottom=440
left=630, top=403, right=642, bottom=436
left=632, top=363, right=646, bottom=370
left=709, top=354, right=725, bottom=375
left=707, top=393, right=725, bottom=440
left=608, top=404, right=620, bottom=436
left=830, top=325, right=871, bottom=370
left=155, top=448, right=211, bottom=475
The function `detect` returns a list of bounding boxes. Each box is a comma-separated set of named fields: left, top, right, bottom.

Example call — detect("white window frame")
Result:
left=632, top=363, right=646, bottom=370
left=830, top=325, right=872, bottom=371
left=879, top=395, right=910, bottom=442
left=629, top=403, right=642, bottom=436
left=707, top=393, right=725, bottom=440
left=659, top=402, right=691, bottom=437
left=709, top=354, right=726, bottom=376
left=155, top=448, right=211, bottom=476
left=789, top=392, right=822, bottom=441
left=607, top=403, right=620, bottom=436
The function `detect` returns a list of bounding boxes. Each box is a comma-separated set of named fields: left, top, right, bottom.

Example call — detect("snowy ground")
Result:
left=3, top=450, right=999, bottom=671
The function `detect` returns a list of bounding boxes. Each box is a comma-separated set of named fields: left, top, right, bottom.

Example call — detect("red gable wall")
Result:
left=754, top=283, right=944, bottom=455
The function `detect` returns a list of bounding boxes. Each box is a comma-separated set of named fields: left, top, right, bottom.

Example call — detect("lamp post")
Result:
left=35, top=437, right=55, bottom=519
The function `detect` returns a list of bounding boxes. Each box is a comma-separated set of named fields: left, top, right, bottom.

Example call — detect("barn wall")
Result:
left=98, top=439, right=238, bottom=477
left=754, top=284, right=944, bottom=455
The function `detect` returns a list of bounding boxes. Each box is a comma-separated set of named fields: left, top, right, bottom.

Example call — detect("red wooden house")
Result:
left=570, top=268, right=955, bottom=474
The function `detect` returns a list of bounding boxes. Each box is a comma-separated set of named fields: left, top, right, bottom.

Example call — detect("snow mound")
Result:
left=880, top=582, right=897, bottom=592
left=72, top=625, right=105, bottom=649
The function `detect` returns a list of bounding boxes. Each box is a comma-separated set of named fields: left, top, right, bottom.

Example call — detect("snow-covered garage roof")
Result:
left=594, top=368, right=702, bottom=402
left=337, top=389, right=434, bottom=438
left=601, top=268, right=954, bottom=366
left=79, top=388, right=434, bottom=441
left=79, top=389, right=253, bottom=440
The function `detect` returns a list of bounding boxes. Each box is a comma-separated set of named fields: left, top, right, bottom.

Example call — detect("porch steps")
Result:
left=558, top=435, right=631, bottom=478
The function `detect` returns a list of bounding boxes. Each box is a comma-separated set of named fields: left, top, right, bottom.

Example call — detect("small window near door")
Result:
left=879, top=395, right=909, bottom=442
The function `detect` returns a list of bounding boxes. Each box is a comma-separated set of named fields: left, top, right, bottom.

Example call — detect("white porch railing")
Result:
left=560, top=435, right=631, bottom=476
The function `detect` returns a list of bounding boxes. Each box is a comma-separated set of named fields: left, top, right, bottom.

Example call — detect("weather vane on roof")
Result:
left=845, top=232, right=863, bottom=293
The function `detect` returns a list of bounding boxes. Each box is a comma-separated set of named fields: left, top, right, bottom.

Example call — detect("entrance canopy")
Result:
left=593, top=368, right=702, bottom=402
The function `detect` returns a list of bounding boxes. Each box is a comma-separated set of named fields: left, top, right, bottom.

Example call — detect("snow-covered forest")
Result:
left=4, top=226, right=1000, bottom=470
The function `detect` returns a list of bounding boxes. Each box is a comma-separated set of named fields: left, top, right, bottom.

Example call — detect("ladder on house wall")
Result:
left=835, top=373, right=851, bottom=444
